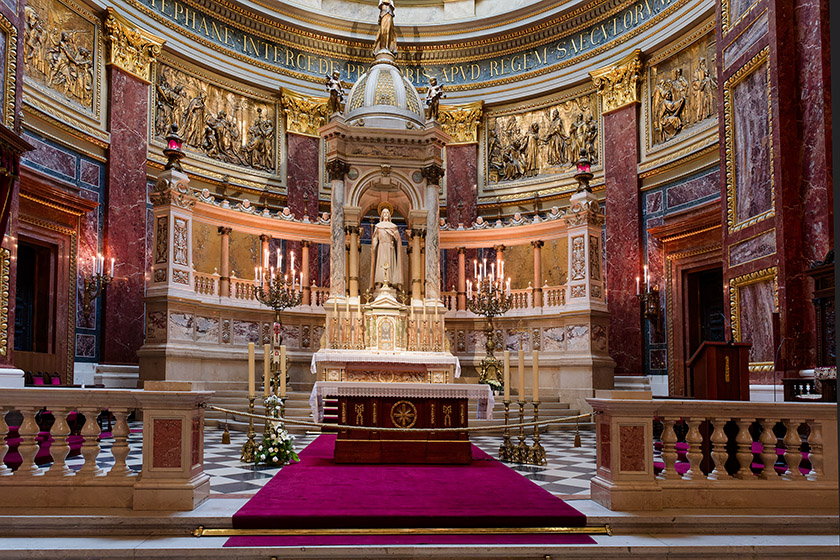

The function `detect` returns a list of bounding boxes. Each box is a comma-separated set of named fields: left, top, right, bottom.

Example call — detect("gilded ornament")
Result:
left=728, top=266, right=779, bottom=344
left=390, top=400, right=417, bottom=429
left=591, top=49, right=642, bottom=114
left=570, top=236, right=586, bottom=281
left=103, top=8, right=164, bottom=84
left=281, top=88, right=328, bottom=137
left=0, top=248, right=9, bottom=357
left=0, top=13, right=18, bottom=128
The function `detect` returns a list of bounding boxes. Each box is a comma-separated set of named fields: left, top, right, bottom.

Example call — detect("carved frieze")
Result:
left=438, top=101, right=483, bottom=144
left=154, top=62, right=276, bottom=173
left=486, top=91, right=598, bottom=185
left=591, top=49, right=642, bottom=114
left=280, top=88, right=328, bottom=137
left=23, top=0, right=98, bottom=112
left=648, top=32, right=717, bottom=147
left=563, top=199, right=604, bottom=228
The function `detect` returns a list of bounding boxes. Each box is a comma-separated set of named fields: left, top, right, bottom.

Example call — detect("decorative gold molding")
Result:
left=722, top=0, right=761, bottom=35
left=0, top=248, right=9, bottom=357
left=0, top=13, right=17, bottom=129
left=591, top=49, right=642, bottom=114
left=659, top=224, right=720, bottom=243
left=724, top=47, right=773, bottom=233
left=23, top=98, right=111, bottom=149
left=19, top=192, right=87, bottom=217
left=438, top=101, right=483, bottom=144
left=748, top=361, right=774, bottom=373
left=280, top=88, right=328, bottom=138
left=104, top=8, right=165, bottom=84
left=729, top=266, right=778, bottom=343
left=638, top=139, right=718, bottom=178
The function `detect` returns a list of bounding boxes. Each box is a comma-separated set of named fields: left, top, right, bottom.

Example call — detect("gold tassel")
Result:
left=573, top=418, right=581, bottom=448
left=222, top=414, right=231, bottom=445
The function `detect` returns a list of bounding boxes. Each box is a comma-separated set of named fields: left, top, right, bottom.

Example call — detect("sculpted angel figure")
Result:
left=370, top=207, right=404, bottom=289
left=373, top=0, right=397, bottom=55
left=425, top=77, right=446, bottom=121
left=325, top=71, right=344, bottom=114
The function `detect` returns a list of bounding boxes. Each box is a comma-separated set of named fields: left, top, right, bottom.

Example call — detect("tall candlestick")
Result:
left=291, top=251, right=295, bottom=275
left=643, top=265, right=648, bottom=289
left=503, top=350, right=511, bottom=401
left=248, top=342, right=255, bottom=398
left=473, top=259, right=477, bottom=279
left=263, top=343, right=270, bottom=397
left=517, top=349, right=525, bottom=402
left=110, top=258, right=115, bottom=278
left=276, top=248, right=281, bottom=270
left=280, top=345, right=287, bottom=397
left=533, top=350, right=540, bottom=402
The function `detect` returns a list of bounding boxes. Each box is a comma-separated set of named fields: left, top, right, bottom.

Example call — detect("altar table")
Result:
left=310, top=382, right=494, bottom=464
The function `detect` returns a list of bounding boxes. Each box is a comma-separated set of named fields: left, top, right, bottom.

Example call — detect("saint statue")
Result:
left=325, top=71, right=345, bottom=114
left=370, top=206, right=404, bottom=289
left=373, top=0, right=397, bottom=55
left=425, top=77, right=445, bottom=120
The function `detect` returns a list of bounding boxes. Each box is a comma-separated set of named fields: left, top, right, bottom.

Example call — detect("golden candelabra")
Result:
left=512, top=400, right=528, bottom=463
left=528, top=401, right=547, bottom=465
left=240, top=397, right=257, bottom=462
left=466, top=275, right=512, bottom=390
left=498, top=399, right=515, bottom=461
left=255, top=269, right=301, bottom=391
left=82, top=254, right=114, bottom=321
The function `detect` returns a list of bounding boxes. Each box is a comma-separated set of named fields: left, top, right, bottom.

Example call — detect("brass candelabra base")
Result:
left=527, top=402, right=547, bottom=465
left=511, top=401, right=529, bottom=463
left=498, top=400, right=515, bottom=462
left=240, top=397, right=257, bottom=463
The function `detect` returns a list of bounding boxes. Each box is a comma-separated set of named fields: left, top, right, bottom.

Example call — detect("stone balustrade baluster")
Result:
left=682, top=418, right=704, bottom=480
left=782, top=418, right=804, bottom=480
left=76, top=407, right=104, bottom=477
left=659, top=417, right=678, bottom=480
left=734, top=418, right=755, bottom=479
left=758, top=418, right=779, bottom=479
left=16, top=407, right=41, bottom=476
left=708, top=417, right=729, bottom=480
left=108, top=409, right=134, bottom=478
left=806, top=420, right=823, bottom=481
left=0, top=408, right=11, bottom=476
left=43, top=407, right=73, bottom=477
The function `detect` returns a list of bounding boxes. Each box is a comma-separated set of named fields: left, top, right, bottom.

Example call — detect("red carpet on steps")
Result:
left=225, top=434, right=595, bottom=547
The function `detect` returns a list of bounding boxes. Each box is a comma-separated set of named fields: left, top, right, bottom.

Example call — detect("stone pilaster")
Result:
left=326, top=159, right=349, bottom=297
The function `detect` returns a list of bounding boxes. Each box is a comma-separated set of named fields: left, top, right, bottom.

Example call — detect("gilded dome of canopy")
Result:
left=344, top=59, right=426, bottom=129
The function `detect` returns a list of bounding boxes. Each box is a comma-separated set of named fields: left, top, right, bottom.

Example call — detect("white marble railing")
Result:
left=0, top=386, right=212, bottom=511
left=194, top=271, right=218, bottom=296
left=588, top=396, right=838, bottom=512
left=543, top=285, right=566, bottom=307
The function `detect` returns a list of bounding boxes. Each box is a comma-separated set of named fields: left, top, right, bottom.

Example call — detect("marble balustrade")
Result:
left=0, top=387, right=212, bottom=511
left=588, top=396, right=838, bottom=512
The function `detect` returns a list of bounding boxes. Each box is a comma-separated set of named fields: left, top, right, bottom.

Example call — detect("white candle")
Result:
left=99, top=255, right=104, bottom=275
left=644, top=265, right=648, bottom=289
left=110, top=258, right=115, bottom=278
left=280, top=345, right=287, bottom=397
left=263, top=343, right=270, bottom=397
left=300, top=272, right=304, bottom=293
left=263, top=249, right=268, bottom=269
left=533, top=350, right=540, bottom=402
left=636, top=276, right=640, bottom=295
left=248, top=342, right=255, bottom=398
left=517, top=349, right=525, bottom=402
left=503, top=350, right=511, bottom=401
left=255, top=267, right=259, bottom=287
left=91, top=255, right=96, bottom=275
left=473, top=259, right=477, bottom=279
left=291, top=251, right=295, bottom=274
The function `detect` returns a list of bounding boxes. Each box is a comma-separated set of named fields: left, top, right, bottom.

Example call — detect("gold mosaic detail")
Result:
left=348, top=75, right=368, bottom=112
left=374, top=70, right=396, bottom=106
left=405, top=86, right=421, bottom=117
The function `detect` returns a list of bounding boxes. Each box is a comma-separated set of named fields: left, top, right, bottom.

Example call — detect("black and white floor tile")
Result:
left=59, top=424, right=595, bottom=498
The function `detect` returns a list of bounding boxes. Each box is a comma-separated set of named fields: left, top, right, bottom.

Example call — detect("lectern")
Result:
left=686, top=341, right=751, bottom=400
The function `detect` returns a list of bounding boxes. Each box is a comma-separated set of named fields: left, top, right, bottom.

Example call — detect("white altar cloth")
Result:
left=309, top=381, right=494, bottom=422
left=310, top=349, right=461, bottom=378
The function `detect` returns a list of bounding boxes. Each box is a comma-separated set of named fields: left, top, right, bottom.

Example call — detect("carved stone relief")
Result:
left=154, top=63, right=276, bottom=172
left=589, top=235, right=601, bottom=281
left=571, top=236, right=586, bottom=281
left=24, top=0, right=97, bottom=111
left=649, top=33, right=717, bottom=147
left=486, top=92, right=598, bottom=184
left=173, top=217, right=188, bottom=265
left=154, top=216, right=168, bottom=264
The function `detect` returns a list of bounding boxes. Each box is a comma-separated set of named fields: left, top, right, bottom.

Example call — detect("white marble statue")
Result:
left=370, top=207, right=403, bottom=289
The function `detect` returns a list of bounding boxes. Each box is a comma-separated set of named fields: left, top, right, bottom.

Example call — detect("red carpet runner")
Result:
left=225, top=434, right=595, bottom=547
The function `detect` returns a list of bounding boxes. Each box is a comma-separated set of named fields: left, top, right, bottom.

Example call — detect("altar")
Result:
left=310, top=382, right=494, bottom=464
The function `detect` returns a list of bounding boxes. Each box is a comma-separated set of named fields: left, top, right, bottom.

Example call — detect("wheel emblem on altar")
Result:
left=390, top=400, right=417, bottom=428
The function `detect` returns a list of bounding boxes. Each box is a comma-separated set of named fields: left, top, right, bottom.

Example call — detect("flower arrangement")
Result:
left=256, top=395, right=299, bottom=466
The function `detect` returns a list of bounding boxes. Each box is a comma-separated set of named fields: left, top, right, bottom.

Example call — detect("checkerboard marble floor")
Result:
left=66, top=424, right=595, bottom=498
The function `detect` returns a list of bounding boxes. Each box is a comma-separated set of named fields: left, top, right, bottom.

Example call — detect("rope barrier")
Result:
left=207, top=404, right=593, bottom=434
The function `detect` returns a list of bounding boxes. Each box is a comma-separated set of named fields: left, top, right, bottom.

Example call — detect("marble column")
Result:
left=218, top=227, right=231, bottom=297
left=591, top=51, right=643, bottom=375
left=411, top=229, right=423, bottom=301
left=422, top=165, right=445, bottom=300
left=326, top=160, right=348, bottom=297
left=101, top=66, right=151, bottom=365
left=531, top=241, right=544, bottom=307
left=347, top=226, right=360, bottom=298
left=259, top=234, right=270, bottom=269
left=301, top=241, right=311, bottom=305
left=456, top=247, right=466, bottom=311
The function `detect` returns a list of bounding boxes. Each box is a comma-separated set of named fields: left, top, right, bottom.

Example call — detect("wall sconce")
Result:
left=636, top=265, right=660, bottom=333
left=83, top=253, right=114, bottom=321
left=163, top=122, right=185, bottom=172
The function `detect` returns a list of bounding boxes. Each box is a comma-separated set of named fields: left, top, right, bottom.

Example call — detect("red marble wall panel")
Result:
left=738, top=279, right=776, bottom=383
left=24, top=135, right=77, bottom=181
left=665, top=171, right=720, bottom=209
left=445, top=144, right=477, bottom=227
left=604, top=104, right=642, bottom=375
left=619, top=425, right=645, bottom=472
left=153, top=418, right=182, bottom=469
left=286, top=133, right=320, bottom=220
left=101, top=68, right=149, bottom=364
left=76, top=188, right=99, bottom=331
left=598, top=419, right=611, bottom=470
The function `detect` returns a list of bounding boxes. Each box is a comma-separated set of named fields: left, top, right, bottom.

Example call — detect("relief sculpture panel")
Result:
left=154, top=62, right=276, bottom=173
left=648, top=32, right=717, bottom=148
left=485, top=92, right=598, bottom=185
left=23, top=0, right=98, bottom=112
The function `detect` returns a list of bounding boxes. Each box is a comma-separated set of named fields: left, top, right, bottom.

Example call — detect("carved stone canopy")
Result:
left=590, top=49, right=643, bottom=114
left=104, top=8, right=165, bottom=84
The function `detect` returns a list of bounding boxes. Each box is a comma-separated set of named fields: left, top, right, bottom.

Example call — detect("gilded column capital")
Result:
left=259, top=234, right=271, bottom=243
left=531, top=240, right=544, bottom=249
left=456, top=247, right=467, bottom=255
left=218, top=226, right=232, bottom=236
left=280, top=88, right=329, bottom=137
left=104, top=8, right=165, bottom=84
left=301, top=240, right=311, bottom=248
left=438, top=101, right=483, bottom=144
left=493, top=244, right=506, bottom=253
left=590, top=49, right=643, bottom=114
left=326, top=159, right=350, bottom=181
left=421, top=164, right=445, bottom=186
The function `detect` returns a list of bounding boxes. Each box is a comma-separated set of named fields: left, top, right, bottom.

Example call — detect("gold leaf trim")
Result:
left=0, top=13, right=17, bottom=129
left=104, top=7, right=165, bottom=84
left=0, top=248, right=9, bottom=357
left=729, top=266, right=779, bottom=344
